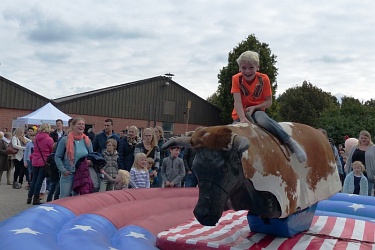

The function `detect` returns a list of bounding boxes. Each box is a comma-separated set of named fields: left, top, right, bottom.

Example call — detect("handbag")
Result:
left=6, top=141, right=18, bottom=155
left=35, top=140, right=51, bottom=178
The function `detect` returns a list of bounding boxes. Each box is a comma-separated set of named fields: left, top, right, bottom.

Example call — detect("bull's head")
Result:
left=162, top=133, right=250, bottom=226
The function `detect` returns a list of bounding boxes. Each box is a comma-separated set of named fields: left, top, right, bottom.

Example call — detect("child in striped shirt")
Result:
left=130, top=153, right=150, bottom=188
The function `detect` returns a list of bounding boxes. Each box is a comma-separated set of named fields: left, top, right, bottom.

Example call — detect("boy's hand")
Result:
left=170, top=182, right=175, bottom=187
left=165, top=181, right=171, bottom=187
left=100, top=169, right=105, bottom=174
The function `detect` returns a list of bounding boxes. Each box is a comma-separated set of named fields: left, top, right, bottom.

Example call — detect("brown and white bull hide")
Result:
left=190, top=122, right=342, bottom=218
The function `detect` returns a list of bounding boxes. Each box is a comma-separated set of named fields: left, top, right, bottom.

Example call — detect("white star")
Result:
left=125, top=231, right=147, bottom=240
left=36, top=206, right=58, bottom=212
left=71, top=225, right=97, bottom=232
left=10, top=227, right=41, bottom=235
left=348, top=203, right=365, bottom=212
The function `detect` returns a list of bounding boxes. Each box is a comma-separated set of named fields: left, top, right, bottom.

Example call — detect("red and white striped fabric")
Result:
left=156, top=210, right=375, bottom=249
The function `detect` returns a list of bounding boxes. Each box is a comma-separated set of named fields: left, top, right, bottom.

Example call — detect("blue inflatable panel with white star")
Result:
left=315, top=193, right=375, bottom=222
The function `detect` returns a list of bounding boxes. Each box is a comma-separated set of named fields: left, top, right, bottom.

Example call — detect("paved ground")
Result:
left=0, top=168, right=34, bottom=222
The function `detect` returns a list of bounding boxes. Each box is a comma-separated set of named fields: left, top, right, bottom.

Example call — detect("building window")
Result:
left=163, top=100, right=175, bottom=115
left=162, top=122, right=174, bottom=134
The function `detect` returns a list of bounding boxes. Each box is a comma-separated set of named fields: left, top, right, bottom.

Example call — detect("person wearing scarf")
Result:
left=118, top=126, right=140, bottom=171
left=55, top=117, right=92, bottom=198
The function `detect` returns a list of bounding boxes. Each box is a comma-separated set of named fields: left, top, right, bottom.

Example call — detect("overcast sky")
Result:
left=1, top=1, right=374, bottom=102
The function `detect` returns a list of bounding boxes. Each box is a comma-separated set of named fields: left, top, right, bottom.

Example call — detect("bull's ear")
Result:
left=162, top=137, right=191, bottom=150
left=232, top=136, right=250, bottom=153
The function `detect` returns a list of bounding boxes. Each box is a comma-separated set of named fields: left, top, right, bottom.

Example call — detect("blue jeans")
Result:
left=27, top=166, right=46, bottom=198
left=59, top=173, right=74, bottom=198
left=368, top=180, right=374, bottom=196
left=47, top=180, right=60, bottom=202
left=185, top=172, right=198, bottom=187
left=252, top=111, right=290, bottom=143
left=27, top=160, right=33, bottom=183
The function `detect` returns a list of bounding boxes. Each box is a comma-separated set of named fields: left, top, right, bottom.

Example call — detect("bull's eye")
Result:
left=220, top=165, right=228, bottom=174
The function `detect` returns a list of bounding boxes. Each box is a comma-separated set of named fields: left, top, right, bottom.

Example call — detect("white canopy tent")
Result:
left=13, top=102, right=72, bottom=128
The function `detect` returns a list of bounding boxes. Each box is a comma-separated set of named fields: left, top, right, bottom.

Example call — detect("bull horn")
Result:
left=162, top=137, right=191, bottom=150
left=232, top=135, right=250, bottom=153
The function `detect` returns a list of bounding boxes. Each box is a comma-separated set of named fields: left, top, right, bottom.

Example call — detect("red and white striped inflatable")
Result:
left=157, top=210, right=375, bottom=249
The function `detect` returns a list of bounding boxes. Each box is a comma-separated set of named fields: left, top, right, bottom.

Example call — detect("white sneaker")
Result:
left=287, top=138, right=307, bottom=163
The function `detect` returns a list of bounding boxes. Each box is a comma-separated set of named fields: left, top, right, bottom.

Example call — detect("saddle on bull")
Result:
left=162, top=122, right=342, bottom=237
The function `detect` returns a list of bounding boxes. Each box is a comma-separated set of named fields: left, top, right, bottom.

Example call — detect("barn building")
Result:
left=0, top=75, right=222, bottom=136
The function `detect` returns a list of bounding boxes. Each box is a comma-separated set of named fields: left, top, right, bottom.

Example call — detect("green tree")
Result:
left=317, top=96, right=375, bottom=145
left=277, top=81, right=339, bottom=127
left=213, top=34, right=278, bottom=124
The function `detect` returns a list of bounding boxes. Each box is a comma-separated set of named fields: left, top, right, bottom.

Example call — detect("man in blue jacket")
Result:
left=93, top=119, right=120, bottom=154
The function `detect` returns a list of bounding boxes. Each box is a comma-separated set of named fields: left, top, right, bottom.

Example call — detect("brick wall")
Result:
left=0, top=108, right=201, bottom=136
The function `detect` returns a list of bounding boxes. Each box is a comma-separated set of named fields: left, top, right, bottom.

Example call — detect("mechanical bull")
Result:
left=162, top=122, right=342, bottom=226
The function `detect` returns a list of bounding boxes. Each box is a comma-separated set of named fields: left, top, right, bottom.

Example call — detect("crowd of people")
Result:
left=0, top=117, right=197, bottom=205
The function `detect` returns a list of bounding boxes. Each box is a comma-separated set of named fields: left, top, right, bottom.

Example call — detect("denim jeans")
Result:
left=252, top=111, right=290, bottom=143
left=47, top=180, right=60, bottom=202
left=59, top=173, right=74, bottom=198
left=368, top=180, right=375, bottom=196
left=27, top=160, right=33, bottom=183
left=27, top=166, right=46, bottom=198
left=184, top=172, right=198, bottom=187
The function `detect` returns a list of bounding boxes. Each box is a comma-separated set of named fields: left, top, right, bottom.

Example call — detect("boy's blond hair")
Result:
left=352, top=161, right=365, bottom=172
left=236, top=51, right=260, bottom=67
left=133, top=153, right=147, bottom=171
left=117, top=169, right=130, bottom=186
left=106, top=138, right=117, bottom=148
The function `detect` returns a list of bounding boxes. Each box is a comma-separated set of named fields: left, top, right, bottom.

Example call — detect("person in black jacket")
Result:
left=118, top=126, right=139, bottom=171
left=49, top=119, right=66, bottom=148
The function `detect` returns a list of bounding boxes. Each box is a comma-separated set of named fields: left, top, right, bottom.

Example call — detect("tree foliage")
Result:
left=278, top=82, right=375, bottom=145
left=317, top=97, right=375, bottom=144
left=277, top=81, right=339, bottom=127
left=212, top=34, right=278, bottom=124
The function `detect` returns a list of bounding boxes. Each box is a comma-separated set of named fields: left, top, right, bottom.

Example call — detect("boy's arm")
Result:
left=233, top=93, right=251, bottom=123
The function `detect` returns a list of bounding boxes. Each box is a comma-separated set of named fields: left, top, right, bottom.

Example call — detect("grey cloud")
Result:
left=34, top=51, right=71, bottom=63
left=3, top=6, right=152, bottom=44
left=308, top=55, right=356, bottom=64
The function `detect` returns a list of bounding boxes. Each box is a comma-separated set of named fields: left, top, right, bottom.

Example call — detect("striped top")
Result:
left=130, top=167, right=150, bottom=188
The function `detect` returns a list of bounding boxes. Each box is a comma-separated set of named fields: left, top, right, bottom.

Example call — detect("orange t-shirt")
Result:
left=231, top=72, right=272, bottom=120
